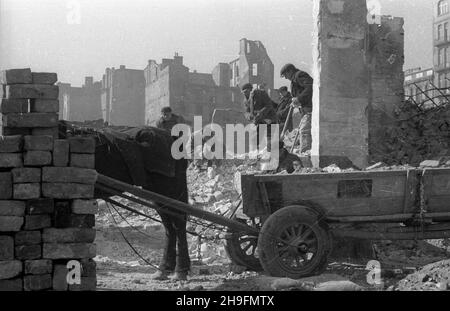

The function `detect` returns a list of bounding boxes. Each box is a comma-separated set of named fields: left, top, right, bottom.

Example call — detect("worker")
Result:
left=280, top=64, right=313, bottom=153
left=241, top=83, right=278, bottom=150
left=156, top=107, right=186, bottom=133
left=276, top=86, right=294, bottom=133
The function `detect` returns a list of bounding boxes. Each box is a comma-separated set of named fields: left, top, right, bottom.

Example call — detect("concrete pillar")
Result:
left=311, top=0, right=369, bottom=169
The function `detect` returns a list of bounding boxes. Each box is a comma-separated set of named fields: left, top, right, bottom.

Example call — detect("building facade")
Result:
left=101, top=65, right=146, bottom=126
left=434, top=0, right=450, bottom=92
left=57, top=77, right=102, bottom=122
left=404, top=67, right=435, bottom=104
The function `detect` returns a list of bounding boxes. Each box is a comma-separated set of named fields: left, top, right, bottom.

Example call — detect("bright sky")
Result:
left=0, top=0, right=434, bottom=88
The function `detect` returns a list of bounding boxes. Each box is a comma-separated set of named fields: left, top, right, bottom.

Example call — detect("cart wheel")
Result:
left=225, top=218, right=263, bottom=271
left=257, top=206, right=331, bottom=279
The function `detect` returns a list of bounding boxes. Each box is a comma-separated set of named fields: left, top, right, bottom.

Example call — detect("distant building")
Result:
left=144, top=38, right=277, bottom=126
left=101, top=65, right=146, bottom=126
left=57, top=77, right=102, bottom=122
left=433, top=0, right=450, bottom=93
left=404, top=68, right=435, bottom=104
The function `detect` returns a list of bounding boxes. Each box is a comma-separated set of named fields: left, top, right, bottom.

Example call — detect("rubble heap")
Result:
left=0, top=68, right=98, bottom=291
left=372, top=100, right=450, bottom=166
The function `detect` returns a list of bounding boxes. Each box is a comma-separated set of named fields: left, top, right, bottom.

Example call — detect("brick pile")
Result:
left=0, top=68, right=98, bottom=291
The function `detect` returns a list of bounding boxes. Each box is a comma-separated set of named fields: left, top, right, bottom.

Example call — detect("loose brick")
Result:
left=42, top=183, right=95, bottom=199
left=24, top=215, right=51, bottom=230
left=13, top=183, right=41, bottom=200
left=0, top=260, right=22, bottom=280
left=24, top=151, right=52, bottom=166
left=11, top=167, right=41, bottom=183
left=24, top=135, right=53, bottom=151
left=0, top=172, right=12, bottom=199
left=0, top=278, right=22, bottom=291
left=0, top=98, right=29, bottom=114
left=72, top=199, right=98, bottom=215
left=70, top=153, right=95, bottom=169
left=31, top=72, right=57, bottom=85
left=0, top=135, right=23, bottom=153
left=1, top=127, right=31, bottom=136
left=69, top=276, right=97, bottom=291
left=0, top=153, right=23, bottom=168
left=53, top=139, right=69, bottom=167
left=26, top=198, right=54, bottom=215
left=25, top=260, right=52, bottom=275
left=3, top=84, right=59, bottom=99
left=31, top=127, right=59, bottom=139
left=43, top=228, right=96, bottom=243
left=2, top=113, right=58, bottom=128
left=24, top=274, right=52, bottom=291
left=0, top=68, right=32, bottom=84
left=15, top=244, right=41, bottom=260
left=0, top=216, right=23, bottom=231
left=69, top=137, right=95, bottom=153
left=30, top=99, right=59, bottom=113
left=43, top=243, right=96, bottom=259
left=0, top=236, right=14, bottom=260
left=0, top=200, right=25, bottom=216
left=53, top=265, right=68, bottom=291
left=42, top=167, right=97, bottom=184
left=15, top=231, right=41, bottom=245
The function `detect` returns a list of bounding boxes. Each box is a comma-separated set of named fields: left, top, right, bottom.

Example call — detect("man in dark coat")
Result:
left=156, top=107, right=186, bottom=133
left=281, top=64, right=313, bottom=153
left=276, top=86, right=294, bottom=133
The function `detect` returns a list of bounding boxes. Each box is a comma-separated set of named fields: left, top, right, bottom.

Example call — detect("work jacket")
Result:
left=276, top=92, right=294, bottom=131
left=244, top=89, right=277, bottom=125
left=291, top=70, right=313, bottom=110
left=156, top=114, right=185, bottom=133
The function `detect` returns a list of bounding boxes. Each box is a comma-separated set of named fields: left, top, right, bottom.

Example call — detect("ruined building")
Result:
left=101, top=65, right=146, bottom=126
left=144, top=39, right=276, bottom=126
left=433, top=0, right=450, bottom=93
left=404, top=68, right=434, bottom=104
left=57, top=77, right=102, bottom=122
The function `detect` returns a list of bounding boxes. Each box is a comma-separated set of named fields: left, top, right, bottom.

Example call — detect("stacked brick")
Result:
left=0, top=68, right=98, bottom=291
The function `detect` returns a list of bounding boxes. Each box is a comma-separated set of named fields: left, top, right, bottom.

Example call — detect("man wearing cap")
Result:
left=276, top=86, right=294, bottom=133
left=156, top=107, right=186, bottom=133
left=280, top=64, right=313, bottom=153
left=241, top=83, right=278, bottom=149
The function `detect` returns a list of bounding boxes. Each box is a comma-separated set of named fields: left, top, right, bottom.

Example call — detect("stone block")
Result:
left=69, top=137, right=95, bottom=154
left=31, top=127, right=59, bottom=139
left=24, top=259, right=52, bottom=275
left=53, top=139, right=69, bottom=167
left=0, top=236, right=14, bottom=260
left=0, top=98, right=29, bottom=114
left=31, top=72, right=57, bottom=85
left=0, top=135, right=23, bottom=153
left=0, top=216, right=23, bottom=231
left=24, top=151, right=52, bottom=166
left=1, top=127, right=31, bottom=136
left=24, top=135, right=53, bottom=151
left=24, top=274, right=52, bottom=291
left=69, top=215, right=95, bottom=228
left=0, top=153, right=23, bottom=168
left=69, top=276, right=96, bottom=291
left=42, top=183, right=95, bottom=199
left=70, top=153, right=95, bottom=169
left=13, top=183, right=41, bottom=200
left=420, top=160, right=440, bottom=168
left=43, top=228, right=96, bottom=243
left=52, top=265, right=68, bottom=291
left=15, top=231, right=41, bottom=245
left=26, top=198, right=54, bottom=215
left=0, top=200, right=25, bottom=216
left=43, top=243, right=96, bottom=259
left=2, top=113, right=58, bottom=128
left=0, top=278, right=22, bottom=291
left=23, top=215, right=51, bottom=230
left=15, top=244, right=41, bottom=260
left=0, top=68, right=32, bottom=84
left=30, top=99, right=59, bottom=113
left=42, top=167, right=97, bottom=184
left=72, top=200, right=98, bottom=215
left=80, top=259, right=96, bottom=277
left=0, top=260, right=22, bottom=280
left=0, top=172, right=12, bottom=199
left=11, top=167, right=41, bottom=183
left=3, top=84, right=59, bottom=99
left=53, top=201, right=71, bottom=228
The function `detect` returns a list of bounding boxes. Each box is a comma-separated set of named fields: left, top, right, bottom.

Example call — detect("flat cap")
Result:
left=280, top=63, right=296, bottom=76
left=241, top=83, right=253, bottom=91
left=278, top=86, right=288, bottom=92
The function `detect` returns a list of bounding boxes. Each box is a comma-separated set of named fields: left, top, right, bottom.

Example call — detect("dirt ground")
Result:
left=94, top=202, right=450, bottom=291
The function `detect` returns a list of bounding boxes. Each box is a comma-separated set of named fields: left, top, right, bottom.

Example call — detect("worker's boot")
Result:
left=170, top=271, right=188, bottom=281
left=149, top=270, right=170, bottom=281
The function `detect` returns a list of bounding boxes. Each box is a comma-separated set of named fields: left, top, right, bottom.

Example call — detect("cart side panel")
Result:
left=424, top=169, right=450, bottom=213
left=241, top=174, right=284, bottom=217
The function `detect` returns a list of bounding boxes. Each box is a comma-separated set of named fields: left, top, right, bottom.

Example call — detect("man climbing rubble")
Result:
left=280, top=63, right=313, bottom=154
left=156, top=106, right=187, bottom=133
left=276, top=86, right=294, bottom=133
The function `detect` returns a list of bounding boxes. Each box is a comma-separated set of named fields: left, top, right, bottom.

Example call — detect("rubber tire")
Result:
left=257, top=205, right=331, bottom=279
left=225, top=218, right=263, bottom=271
